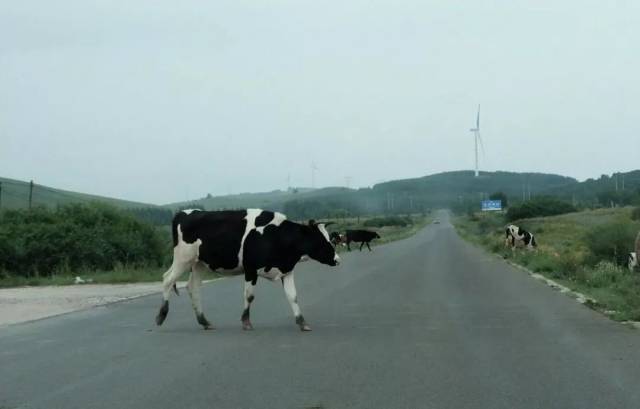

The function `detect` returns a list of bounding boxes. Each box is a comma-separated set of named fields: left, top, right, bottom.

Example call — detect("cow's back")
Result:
left=346, top=229, right=375, bottom=242
left=173, top=210, right=248, bottom=270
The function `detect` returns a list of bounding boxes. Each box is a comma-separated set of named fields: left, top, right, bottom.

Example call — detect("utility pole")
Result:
left=29, top=180, right=34, bottom=209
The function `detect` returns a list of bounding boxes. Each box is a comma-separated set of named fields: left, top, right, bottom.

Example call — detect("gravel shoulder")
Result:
left=0, top=281, right=193, bottom=327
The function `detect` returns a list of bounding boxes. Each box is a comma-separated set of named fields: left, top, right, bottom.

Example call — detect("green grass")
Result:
left=454, top=207, right=640, bottom=322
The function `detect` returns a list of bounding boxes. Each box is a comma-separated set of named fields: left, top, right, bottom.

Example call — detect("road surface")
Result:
left=2, top=211, right=640, bottom=409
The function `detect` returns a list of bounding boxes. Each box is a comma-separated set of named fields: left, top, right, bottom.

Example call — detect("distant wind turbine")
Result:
left=311, top=161, right=318, bottom=188
left=469, top=104, right=485, bottom=177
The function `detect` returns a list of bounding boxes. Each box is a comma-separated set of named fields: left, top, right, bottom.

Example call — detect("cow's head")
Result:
left=304, top=220, right=341, bottom=266
left=329, top=232, right=346, bottom=247
left=374, top=232, right=381, bottom=239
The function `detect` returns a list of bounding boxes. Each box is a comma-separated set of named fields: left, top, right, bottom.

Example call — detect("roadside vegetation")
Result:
left=454, top=205, right=640, bottom=321
left=0, top=203, right=173, bottom=287
left=0, top=203, right=430, bottom=287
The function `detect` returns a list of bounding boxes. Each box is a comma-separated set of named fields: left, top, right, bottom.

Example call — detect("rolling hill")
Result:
left=0, top=177, right=154, bottom=210
left=3, top=169, right=638, bottom=220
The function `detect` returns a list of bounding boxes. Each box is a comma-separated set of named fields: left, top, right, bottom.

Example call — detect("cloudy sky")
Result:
left=1, top=0, right=639, bottom=204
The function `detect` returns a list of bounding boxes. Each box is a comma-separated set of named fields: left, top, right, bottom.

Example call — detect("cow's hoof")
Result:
left=295, top=315, right=311, bottom=332
left=242, top=320, right=254, bottom=331
left=155, top=301, right=169, bottom=326
left=197, top=313, right=213, bottom=330
left=203, top=324, right=214, bottom=330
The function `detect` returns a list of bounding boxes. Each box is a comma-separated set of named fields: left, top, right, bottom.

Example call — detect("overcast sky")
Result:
left=1, top=1, right=639, bottom=204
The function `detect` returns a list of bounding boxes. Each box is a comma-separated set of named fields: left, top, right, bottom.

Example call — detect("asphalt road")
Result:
left=3, top=211, right=640, bottom=409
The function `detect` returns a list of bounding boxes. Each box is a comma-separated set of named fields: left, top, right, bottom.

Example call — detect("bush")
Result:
left=363, top=216, right=412, bottom=228
left=631, top=207, right=640, bottom=221
left=585, top=221, right=639, bottom=266
left=0, top=203, right=166, bottom=277
left=489, top=192, right=509, bottom=209
left=506, top=197, right=576, bottom=222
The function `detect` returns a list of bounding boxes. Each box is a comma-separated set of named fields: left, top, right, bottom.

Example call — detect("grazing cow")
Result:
left=505, top=224, right=537, bottom=250
left=629, top=252, right=638, bottom=272
left=155, top=209, right=340, bottom=332
left=345, top=229, right=381, bottom=251
left=329, top=232, right=346, bottom=247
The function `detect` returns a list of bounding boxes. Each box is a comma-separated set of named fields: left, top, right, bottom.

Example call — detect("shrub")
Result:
left=489, top=192, right=509, bottom=209
left=585, top=221, right=639, bottom=266
left=506, top=197, right=576, bottom=222
left=363, top=216, right=412, bottom=228
left=0, top=203, right=167, bottom=277
left=631, top=207, right=640, bottom=221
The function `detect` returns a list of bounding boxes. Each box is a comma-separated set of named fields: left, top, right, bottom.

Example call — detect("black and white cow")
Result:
left=505, top=224, right=537, bottom=250
left=629, top=252, right=638, bottom=272
left=345, top=229, right=381, bottom=251
left=155, top=209, right=341, bottom=332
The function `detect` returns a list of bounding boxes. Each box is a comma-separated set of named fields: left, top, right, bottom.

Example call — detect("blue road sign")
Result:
left=481, top=200, right=502, bottom=212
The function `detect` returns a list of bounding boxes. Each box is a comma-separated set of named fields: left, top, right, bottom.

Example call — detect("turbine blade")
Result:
left=478, top=132, right=486, bottom=157
left=476, top=104, right=480, bottom=129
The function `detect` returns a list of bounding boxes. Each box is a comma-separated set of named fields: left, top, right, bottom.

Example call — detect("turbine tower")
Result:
left=469, top=104, right=484, bottom=177
left=311, top=161, right=318, bottom=188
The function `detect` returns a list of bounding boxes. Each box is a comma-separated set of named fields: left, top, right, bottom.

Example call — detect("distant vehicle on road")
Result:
left=433, top=219, right=441, bottom=224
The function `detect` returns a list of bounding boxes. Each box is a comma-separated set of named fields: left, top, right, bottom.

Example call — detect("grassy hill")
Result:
left=543, top=170, right=640, bottom=206
left=4, top=169, right=639, bottom=219
left=0, top=177, right=153, bottom=210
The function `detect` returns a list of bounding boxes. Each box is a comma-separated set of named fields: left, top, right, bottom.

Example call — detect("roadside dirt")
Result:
left=0, top=281, right=191, bottom=326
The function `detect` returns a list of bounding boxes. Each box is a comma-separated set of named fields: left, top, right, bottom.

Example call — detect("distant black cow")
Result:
left=155, top=209, right=340, bottom=332
left=505, top=224, right=537, bottom=250
left=345, top=229, right=380, bottom=251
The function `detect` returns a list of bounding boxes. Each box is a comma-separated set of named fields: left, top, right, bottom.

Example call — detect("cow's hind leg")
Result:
left=282, top=272, right=310, bottom=331
left=155, top=262, right=189, bottom=326
left=187, top=262, right=213, bottom=330
left=241, top=277, right=257, bottom=330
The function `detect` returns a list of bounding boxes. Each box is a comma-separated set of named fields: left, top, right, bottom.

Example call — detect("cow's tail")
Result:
left=167, top=211, right=188, bottom=296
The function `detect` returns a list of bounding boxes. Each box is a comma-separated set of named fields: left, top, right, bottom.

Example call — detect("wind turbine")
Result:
left=311, top=161, right=318, bottom=188
left=469, top=104, right=485, bottom=177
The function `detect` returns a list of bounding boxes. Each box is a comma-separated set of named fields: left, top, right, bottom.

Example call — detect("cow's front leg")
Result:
left=359, top=241, right=365, bottom=251
left=366, top=241, right=372, bottom=251
left=241, top=274, right=257, bottom=330
left=282, top=272, right=311, bottom=331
